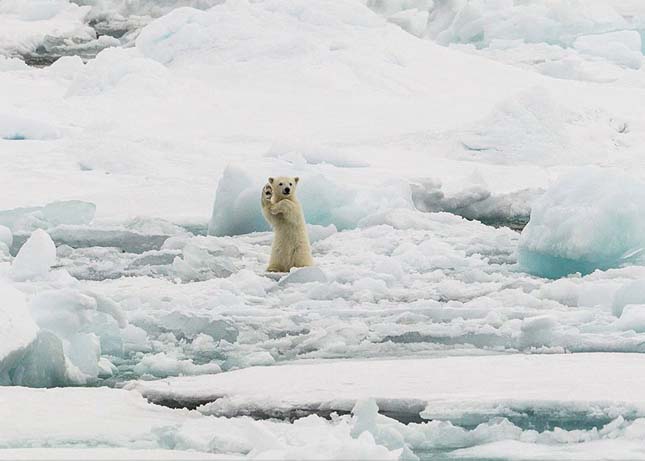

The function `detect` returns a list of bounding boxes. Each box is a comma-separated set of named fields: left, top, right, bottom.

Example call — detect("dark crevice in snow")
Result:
left=409, top=181, right=538, bottom=233
left=146, top=395, right=631, bottom=433
left=18, top=23, right=131, bottom=68
left=147, top=397, right=429, bottom=424
left=476, top=215, right=529, bottom=232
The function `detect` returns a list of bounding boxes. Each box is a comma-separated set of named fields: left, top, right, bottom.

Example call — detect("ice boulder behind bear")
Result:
left=208, top=164, right=412, bottom=236
left=519, top=168, right=645, bottom=278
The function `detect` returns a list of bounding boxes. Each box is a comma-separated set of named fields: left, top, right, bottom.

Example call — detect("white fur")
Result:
left=261, top=176, right=314, bottom=272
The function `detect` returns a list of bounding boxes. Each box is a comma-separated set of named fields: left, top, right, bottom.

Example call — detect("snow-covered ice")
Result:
left=4, top=0, right=645, bottom=458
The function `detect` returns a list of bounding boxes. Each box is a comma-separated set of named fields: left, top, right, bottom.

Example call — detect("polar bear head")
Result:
left=269, top=176, right=299, bottom=200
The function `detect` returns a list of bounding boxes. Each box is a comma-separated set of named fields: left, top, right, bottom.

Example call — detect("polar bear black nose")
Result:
left=284, top=187, right=291, bottom=194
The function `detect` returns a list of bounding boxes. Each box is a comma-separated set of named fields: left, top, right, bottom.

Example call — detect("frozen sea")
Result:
left=4, top=0, right=645, bottom=459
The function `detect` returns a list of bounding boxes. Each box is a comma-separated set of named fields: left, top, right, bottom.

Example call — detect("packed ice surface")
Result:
left=519, top=167, right=645, bottom=278
left=0, top=113, right=61, bottom=140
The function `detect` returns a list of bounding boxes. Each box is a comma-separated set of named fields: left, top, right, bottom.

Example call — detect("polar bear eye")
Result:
left=289, top=182, right=293, bottom=186
left=279, top=182, right=283, bottom=186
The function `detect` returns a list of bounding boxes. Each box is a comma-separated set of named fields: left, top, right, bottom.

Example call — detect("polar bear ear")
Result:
left=268, top=177, right=274, bottom=184
left=294, top=177, right=300, bottom=184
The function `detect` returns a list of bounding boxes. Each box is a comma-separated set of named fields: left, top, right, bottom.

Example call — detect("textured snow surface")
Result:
left=3, top=207, right=645, bottom=389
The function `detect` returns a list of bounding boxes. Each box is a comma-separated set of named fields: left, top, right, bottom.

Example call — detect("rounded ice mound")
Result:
left=518, top=168, right=645, bottom=278
left=12, top=229, right=57, bottom=281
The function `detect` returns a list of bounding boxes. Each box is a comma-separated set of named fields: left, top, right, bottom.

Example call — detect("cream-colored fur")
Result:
left=261, top=176, right=314, bottom=272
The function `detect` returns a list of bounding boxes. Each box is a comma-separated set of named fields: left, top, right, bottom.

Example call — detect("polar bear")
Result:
left=261, top=176, right=314, bottom=272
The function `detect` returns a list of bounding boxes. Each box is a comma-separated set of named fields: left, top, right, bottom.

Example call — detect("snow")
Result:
left=519, top=168, right=645, bottom=278
left=0, top=113, right=60, bottom=141
left=5, top=0, right=645, bottom=457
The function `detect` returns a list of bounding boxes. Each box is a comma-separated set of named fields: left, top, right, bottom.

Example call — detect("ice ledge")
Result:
left=128, top=353, right=645, bottom=427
